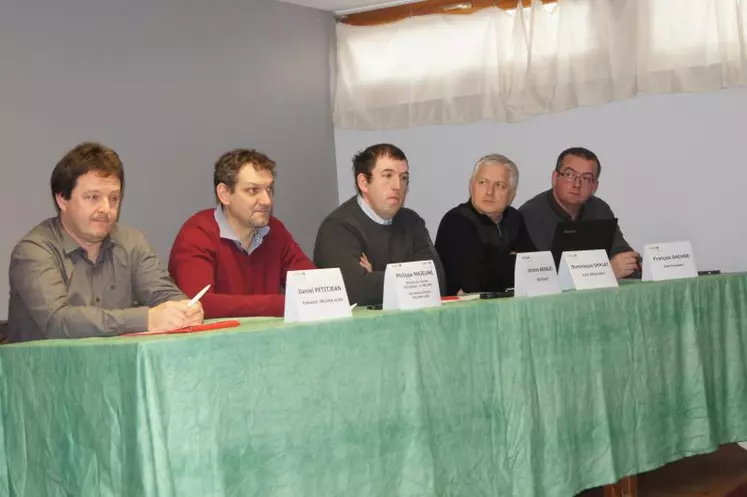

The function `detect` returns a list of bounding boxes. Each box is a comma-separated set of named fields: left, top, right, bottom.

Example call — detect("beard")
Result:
left=249, top=210, right=270, bottom=228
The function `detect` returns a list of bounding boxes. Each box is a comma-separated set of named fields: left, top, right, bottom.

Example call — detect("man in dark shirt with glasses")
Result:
left=519, top=147, right=640, bottom=279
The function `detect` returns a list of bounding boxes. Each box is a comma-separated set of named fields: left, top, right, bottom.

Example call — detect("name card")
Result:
left=514, top=251, right=561, bottom=297
left=558, top=250, right=618, bottom=291
left=642, top=241, right=697, bottom=281
left=284, top=268, right=352, bottom=323
left=383, top=260, right=441, bottom=311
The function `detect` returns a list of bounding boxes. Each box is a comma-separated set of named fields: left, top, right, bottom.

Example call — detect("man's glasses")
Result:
left=557, top=168, right=597, bottom=186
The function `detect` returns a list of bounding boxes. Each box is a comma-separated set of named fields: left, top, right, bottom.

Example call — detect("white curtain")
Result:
left=334, top=0, right=747, bottom=130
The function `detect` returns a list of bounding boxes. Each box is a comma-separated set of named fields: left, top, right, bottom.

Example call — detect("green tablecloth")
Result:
left=1, top=274, right=747, bottom=497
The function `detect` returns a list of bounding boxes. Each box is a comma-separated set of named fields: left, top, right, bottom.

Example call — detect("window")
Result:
left=648, top=0, right=742, bottom=57
left=334, top=0, right=747, bottom=129
left=337, top=2, right=593, bottom=85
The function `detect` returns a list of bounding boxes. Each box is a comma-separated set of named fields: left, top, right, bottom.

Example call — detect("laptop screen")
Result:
left=550, top=218, right=618, bottom=268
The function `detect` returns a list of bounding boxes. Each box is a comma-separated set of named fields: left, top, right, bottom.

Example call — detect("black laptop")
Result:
left=550, top=218, right=618, bottom=268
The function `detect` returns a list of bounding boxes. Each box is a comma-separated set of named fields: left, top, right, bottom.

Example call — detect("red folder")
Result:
left=123, top=320, right=241, bottom=337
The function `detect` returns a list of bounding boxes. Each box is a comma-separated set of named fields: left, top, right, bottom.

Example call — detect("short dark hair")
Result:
left=352, top=143, right=407, bottom=194
left=50, top=142, right=124, bottom=213
left=555, top=147, right=602, bottom=178
left=214, top=149, right=276, bottom=204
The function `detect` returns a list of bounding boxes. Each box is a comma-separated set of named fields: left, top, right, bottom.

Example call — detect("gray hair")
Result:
left=471, top=154, right=519, bottom=191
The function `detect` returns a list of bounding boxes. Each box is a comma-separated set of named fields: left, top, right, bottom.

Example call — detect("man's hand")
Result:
left=359, top=253, right=373, bottom=273
left=185, top=301, right=204, bottom=326
left=147, top=300, right=199, bottom=332
left=610, top=251, right=640, bottom=279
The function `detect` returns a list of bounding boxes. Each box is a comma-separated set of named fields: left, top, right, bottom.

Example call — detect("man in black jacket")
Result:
left=435, top=154, right=535, bottom=295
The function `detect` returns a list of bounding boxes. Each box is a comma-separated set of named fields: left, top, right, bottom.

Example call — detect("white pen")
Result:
left=188, top=284, right=211, bottom=307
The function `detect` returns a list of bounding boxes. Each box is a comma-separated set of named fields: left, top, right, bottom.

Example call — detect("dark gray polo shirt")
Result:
left=8, top=217, right=186, bottom=342
left=519, top=189, right=633, bottom=257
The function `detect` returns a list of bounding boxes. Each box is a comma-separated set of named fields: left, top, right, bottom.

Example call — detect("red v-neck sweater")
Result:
left=168, top=209, right=315, bottom=318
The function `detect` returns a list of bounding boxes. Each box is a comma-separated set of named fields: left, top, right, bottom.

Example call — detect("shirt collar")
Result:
left=55, top=216, right=117, bottom=256
left=357, top=195, right=393, bottom=226
left=546, top=189, right=586, bottom=221
left=214, top=206, right=270, bottom=254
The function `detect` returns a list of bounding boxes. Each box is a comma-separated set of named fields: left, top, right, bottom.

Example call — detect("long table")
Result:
left=1, top=274, right=747, bottom=497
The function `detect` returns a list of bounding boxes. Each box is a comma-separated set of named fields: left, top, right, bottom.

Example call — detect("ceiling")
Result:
left=276, top=0, right=421, bottom=15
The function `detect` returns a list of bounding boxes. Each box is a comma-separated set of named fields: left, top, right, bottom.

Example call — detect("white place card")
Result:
left=383, top=260, right=441, bottom=311
left=284, top=268, right=352, bottom=323
left=642, top=241, right=698, bottom=281
left=514, top=251, right=561, bottom=297
left=558, top=250, right=618, bottom=291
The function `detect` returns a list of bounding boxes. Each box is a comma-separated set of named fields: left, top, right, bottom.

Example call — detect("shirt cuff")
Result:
left=120, top=307, right=150, bottom=334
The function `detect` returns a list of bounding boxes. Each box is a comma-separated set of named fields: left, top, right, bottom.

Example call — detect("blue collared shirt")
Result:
left=356, top=195, right=393, bottom=226
left=214, top=207, right=270, bottom=254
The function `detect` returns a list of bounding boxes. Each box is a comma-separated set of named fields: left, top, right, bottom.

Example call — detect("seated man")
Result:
left=8, top=142, right=201, bottom=342
left=519, top=147, right=640, bottom=279
left=314, top=143, right=445, bottom=306
left=435, top=154, right=535, bottom=295
left=169, top=149, right=315, bottom=318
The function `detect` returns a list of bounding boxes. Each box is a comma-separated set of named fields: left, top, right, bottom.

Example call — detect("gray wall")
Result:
left=0, top=0, right=338, bottom=319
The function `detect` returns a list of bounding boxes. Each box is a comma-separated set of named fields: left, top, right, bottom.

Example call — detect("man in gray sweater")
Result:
left=519, top=147, right=640, bottom=279
left=314, top=144, right=445, bottom=306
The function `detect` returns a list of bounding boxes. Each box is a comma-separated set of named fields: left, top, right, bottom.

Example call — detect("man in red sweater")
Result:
left=169, top=149, right=315, bottom=318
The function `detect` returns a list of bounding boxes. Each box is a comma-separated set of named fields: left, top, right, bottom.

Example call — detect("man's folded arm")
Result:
left=314, top=219, right=384, bottom=306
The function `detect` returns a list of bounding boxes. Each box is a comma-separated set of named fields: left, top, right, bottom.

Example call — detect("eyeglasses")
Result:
left=557, top=168, right=597, bottom=185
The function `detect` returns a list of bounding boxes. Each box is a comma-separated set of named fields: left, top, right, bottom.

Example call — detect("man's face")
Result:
left=551, top=154, right=599, bottom=208
left=469, top=163, right=515, bottom=220
left=218, top=164, right=274, bottom=230
left=56, top=172, right=121, bottom=247
left=358, top=156, right=409, bottom=220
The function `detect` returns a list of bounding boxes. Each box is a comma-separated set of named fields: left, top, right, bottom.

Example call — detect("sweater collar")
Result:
left=356, top=195, right=393, bottom=226
left=467, top=199, right=503, bottom=226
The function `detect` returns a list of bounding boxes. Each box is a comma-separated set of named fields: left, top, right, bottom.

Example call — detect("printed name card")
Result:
left=284, top=268, right=352, bottom=323
left=642, top=241, right=697, bottom=281
left=514, top=251, right=561, bottom=297
left=383, top=260, right=441, bottom=311
left=558, top=250, right=618, bottom=291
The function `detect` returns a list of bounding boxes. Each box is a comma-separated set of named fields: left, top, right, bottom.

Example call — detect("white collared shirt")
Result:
left=356, top=195, right=393, bottom=226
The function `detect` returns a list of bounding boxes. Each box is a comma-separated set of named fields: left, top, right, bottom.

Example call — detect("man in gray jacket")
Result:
left=520, top=147, right=640, bottom=279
